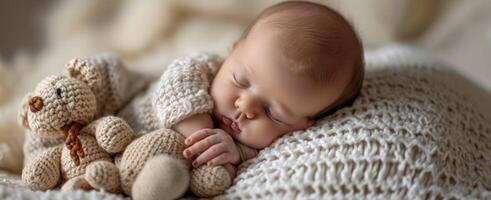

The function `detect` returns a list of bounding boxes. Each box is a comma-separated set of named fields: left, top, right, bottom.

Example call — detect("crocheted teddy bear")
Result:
left=116, top=53, right=232, bottom=199
left=18, top=54, right=145, bottom=193
left=22, top=54, right=147, bottom=167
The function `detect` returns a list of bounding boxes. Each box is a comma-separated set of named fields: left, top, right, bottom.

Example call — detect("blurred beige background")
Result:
left=0, top=0, right=490, bottom=173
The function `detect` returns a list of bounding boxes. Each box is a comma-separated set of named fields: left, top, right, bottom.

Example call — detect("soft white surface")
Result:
left=0, top=46, right=490, bottom=199
left=0, top=1, right=490, bottom=198
left=216, top=46, right=491, bottom=199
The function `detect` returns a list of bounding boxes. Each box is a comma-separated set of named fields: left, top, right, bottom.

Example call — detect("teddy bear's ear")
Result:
left=18, top=93, right=32, bottom=129
left=66, top=58, right=102, bottom=92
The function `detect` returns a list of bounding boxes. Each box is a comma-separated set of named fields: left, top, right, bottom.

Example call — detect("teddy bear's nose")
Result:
left=29, top=96, right=44, bottom=113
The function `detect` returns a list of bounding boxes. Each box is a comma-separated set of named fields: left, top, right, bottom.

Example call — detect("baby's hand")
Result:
left=183, top=128, right=240, bottom=168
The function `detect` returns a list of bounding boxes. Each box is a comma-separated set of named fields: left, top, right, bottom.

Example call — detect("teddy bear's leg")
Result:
left=132, top=155, right=189, bottom=200
left=85, top=160, right=121, bottom=193
left=190, top=165, right=232, bottom=197
left=119, top=128, right=189, bottom=195
left=91, top=116, right=135, bottom=153
left=22, top=146, right=63, bottom=190
left=61, top=175, right=92, bottom=191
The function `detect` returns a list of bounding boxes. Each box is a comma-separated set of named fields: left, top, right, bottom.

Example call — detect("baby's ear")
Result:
left=66, top=58, right=102, bottom=92
left=18, top=93, right=32, bottom=129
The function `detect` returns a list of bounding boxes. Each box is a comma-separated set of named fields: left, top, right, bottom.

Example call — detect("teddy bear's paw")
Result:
left=22, top=146, right=63, bottom=190
left=85, top=160, right=121, bottom=193
left=95, top=116, right=135, bottom=153
left=119, top=129, right=187, bottom=195
left=131, top=155, right=189, bottom=200
left=61, top=176, right=93, bottom=192
left=190, top=165, right=232, bottom=197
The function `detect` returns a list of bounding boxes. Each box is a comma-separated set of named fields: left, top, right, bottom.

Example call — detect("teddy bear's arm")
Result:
left=153, top=52, right=224, bottom=129
left=84, top=116, right=135, bottom=154
left=22, top=145, right=63, bottom=190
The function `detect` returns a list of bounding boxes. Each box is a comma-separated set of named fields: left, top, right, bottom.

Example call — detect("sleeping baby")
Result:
left=118, top=1, right=364, bottom=199
left=178, top=1, right=364, bottom=176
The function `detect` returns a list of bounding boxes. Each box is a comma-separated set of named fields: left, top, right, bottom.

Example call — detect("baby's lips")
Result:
left=222, top=116, right=233, bottom=126
left=231, top=122, right=241, bottom=132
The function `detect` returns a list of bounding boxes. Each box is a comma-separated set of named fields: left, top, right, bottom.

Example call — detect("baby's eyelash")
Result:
left=265, top=108, right=282, bottom=124
left=232, top=74, right=247, bottom=88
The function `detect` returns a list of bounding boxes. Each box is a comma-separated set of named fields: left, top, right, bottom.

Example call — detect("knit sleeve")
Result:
left=153, top=52, right=223, bottom=129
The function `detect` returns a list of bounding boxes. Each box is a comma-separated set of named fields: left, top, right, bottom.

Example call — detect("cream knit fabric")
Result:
left=3, top=46, right=490, bottom=199
left=215, top=46, right=491, bottom=199
left=118, top=52, right=223, bottom=133
left=66, top=53, right=148, bottom=118
left=119, top=129, right=187, bottom=195
left=22, top=54, right=146, bottom=167
left=19, top=54, right=141, bottom=193
left=19, top=73, right=135, bottom=192
left=117, top=52, right=231, bottom=197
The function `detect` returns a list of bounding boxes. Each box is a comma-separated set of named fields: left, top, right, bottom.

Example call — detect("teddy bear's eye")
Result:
left=56, top=88, right=62, bottom=97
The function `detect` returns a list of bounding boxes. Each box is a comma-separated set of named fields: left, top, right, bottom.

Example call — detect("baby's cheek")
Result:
left=245, top=121, right=278, bottom=149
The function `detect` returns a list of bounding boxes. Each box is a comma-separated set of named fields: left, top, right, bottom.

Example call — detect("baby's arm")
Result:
left=153, top=53, right=223, bottom=130
left=172, top=113, right=213, bottom=138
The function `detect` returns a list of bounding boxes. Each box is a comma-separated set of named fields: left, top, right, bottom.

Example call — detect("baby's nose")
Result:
left=29, top=96, right=44, bottom=113
left=235, top=98, right=259, bottom=119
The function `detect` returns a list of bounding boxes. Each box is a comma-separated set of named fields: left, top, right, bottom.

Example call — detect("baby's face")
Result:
left=210, top=25, right=347, bottom=149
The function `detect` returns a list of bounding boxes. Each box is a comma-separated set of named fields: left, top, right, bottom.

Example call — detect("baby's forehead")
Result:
left=251, top=2, right=349, bottom=34
left=248, top=6, right=357, bottom=55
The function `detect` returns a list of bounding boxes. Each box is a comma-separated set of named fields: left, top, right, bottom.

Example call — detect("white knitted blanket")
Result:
left=217, top=46, right=491, bottom=199
left=1, top=46, right=490, bottom=199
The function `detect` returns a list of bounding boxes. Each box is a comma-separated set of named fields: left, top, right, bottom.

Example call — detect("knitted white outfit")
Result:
left=118, top=52, right=222, bottom=134
left=214, top=46, right=491, bottom=199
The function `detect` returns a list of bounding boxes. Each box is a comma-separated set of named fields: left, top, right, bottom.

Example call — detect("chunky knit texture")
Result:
left=152, top=52, right=221, bottom=129
left=59, top=134, right=111, bottom=180
left=22, top=130, right=64, bottom=165
left=19, top=59, right=138, bottom=193
left=22, top=54, right=146, bottom=166
left=119, top=52, right=222, bottom=132
left=66, top=53, right=148, bottom=118
left=117, top=52, right=232, bottom=198
left=190, top=165, right=232, bottom=198
left=3, top=46, right=490, bottom=199
left=119, top=129, right=187, bottom=195
left=21, top=145, right=63, bottom=190
left=84, top=160, right=122, bottom=193
left=214, top=46, right=491, bottom=199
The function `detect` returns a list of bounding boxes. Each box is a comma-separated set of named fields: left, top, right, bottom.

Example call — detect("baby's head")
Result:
left=210, top=1, right=364, bottom=149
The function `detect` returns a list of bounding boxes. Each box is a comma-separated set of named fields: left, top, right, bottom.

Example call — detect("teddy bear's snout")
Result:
left=29, top=96, right=44, bottom=113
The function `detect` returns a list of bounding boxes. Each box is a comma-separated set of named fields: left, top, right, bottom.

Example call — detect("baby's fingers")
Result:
left=207, top=153, right=232, bottom=166
left=185, top=129, right=215, bottom=146
left=183, top=134, right=220, bottom=159
left=192, top=143, right=226, bottom=167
